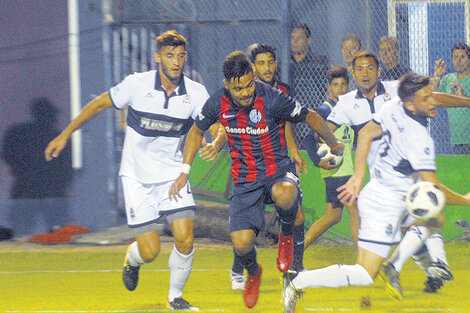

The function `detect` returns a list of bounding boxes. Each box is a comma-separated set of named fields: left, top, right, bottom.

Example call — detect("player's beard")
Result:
left=258, top=75, right=275, bottom=86
left=161, top=62, right=183, bottom=84
left=360, top=81, right=378, bottom=95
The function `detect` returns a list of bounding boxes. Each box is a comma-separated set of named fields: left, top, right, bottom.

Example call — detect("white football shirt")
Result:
left=109, top=70, right=209, bottom=183
left=327, top=81, right=399, bottom=170
left=371, top=97, right=436, bottom=195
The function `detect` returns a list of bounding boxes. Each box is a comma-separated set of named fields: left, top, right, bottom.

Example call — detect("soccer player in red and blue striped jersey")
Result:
left=228, top=43, right=308, bottom=291
left=169, top=51, right=343, bottom=308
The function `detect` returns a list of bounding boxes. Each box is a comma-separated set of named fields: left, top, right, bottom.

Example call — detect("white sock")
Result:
left=292, top=264, right=373, bottom=289
left=390, top=226, right=432, bottom=272
left=411, top=245, right=433, bottom=272
left=425, top=232, right=448, bottom=265
left=168, top=245, right=194, bottom=302
left=127, top=241, right=144, bottom=267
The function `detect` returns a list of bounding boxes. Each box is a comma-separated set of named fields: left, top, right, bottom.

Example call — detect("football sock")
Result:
left=411, top=244, right=433, bottom=272
left=425, top=232, right=449, bottom=265
left=231, top=248, right=244, bottom=275
left=127, top=241, right=144, bottom=267
left=291, top=223, right=305, bottom=271
left=238, top=246, right=259, bottom=277
left=168, top=245, right=194, bottom=302
left=292, top=264, right=373, bottom=289
left=275, top=197, right=300, bottom=237
left=390, top=225, right=432, bottom=272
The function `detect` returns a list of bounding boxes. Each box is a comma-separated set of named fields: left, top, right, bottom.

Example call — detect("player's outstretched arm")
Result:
left=337, top=120, right=382, bottom=206
left=44, top=92, right=113, bottom=161
left=418, top=171, right=470, bottom=206
left=169, top=124, right=205, bottom=201
left=305, top=109, right=344, bottom=156
left=199, top=123, right=226, bottom=162
left=432, top=92, right=470, bottom=108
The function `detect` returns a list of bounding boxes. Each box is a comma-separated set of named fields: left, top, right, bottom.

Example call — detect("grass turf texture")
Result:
left=1, top=240, right=469, bottom=312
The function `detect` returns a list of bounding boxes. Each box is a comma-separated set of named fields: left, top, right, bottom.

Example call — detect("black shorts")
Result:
left=229, top=170, right=302, bottom=235
left=324, top=176, right=351, bottom=208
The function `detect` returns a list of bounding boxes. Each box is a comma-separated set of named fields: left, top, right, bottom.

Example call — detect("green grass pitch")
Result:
left=1, top=240, right=469, bottom=312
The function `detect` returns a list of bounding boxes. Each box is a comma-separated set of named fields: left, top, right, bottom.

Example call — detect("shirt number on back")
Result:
left=379, top=130, right=392, bottom=158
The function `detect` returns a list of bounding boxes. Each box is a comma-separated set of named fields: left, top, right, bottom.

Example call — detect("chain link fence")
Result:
left=106, top=0, right=469, bottom=154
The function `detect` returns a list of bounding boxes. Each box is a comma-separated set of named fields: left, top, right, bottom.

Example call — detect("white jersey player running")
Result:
left=282, top=73, right=470, bottom=312
left=327, top=51, right=450, bottom=295
left=45, top=30, right=224, bottom=311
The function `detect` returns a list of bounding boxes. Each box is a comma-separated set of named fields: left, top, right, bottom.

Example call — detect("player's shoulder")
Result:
left=125, top=70, right=155, bottom=81
left=205, top=87, right=226, bottom=104
left=381, top=96, right=402, bottom=114
left=336, top=89, right=357, bottom=105
left=382, top=80, right=399, bottom=92
left=183, top=75, right=208, bottom=94
left=277, top=81, right=291, bottom=95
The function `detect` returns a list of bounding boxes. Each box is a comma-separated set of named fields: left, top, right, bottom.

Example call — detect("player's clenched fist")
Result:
left=45, top=132, right=70, bottom=161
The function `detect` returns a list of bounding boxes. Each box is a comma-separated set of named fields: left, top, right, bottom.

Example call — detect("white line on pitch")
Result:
left=0, top=269, right=218, bottom=274
left=6, top=310, right=226, bottom=313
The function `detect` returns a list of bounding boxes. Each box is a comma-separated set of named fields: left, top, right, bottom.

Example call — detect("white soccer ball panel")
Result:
left=405, top=181, right=446, bottom=220
left=318, top=143, right=343, bottom=166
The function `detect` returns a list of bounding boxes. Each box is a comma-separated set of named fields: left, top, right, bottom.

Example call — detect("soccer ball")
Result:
left=405, top=181, right=446, bottom=220
left=317, top=143, right=343, bottom=167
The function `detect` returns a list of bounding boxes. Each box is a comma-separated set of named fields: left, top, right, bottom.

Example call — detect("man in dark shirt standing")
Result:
left=290, top=23, right=331, bottom=148
left=378, top=36, right=411, bottom=81
left=169, top=51, right=343, bottom=309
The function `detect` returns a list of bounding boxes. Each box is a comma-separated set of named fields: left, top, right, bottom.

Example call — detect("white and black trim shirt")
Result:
left=327, top=80, right=398, bottom=170
left=371, top=98, right=436, bottom=195
left=110, top=70, right=209, bottom=183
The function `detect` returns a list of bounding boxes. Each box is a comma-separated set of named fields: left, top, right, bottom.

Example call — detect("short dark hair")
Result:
left=155, top=30, right=187, bottom=51
left=379, top=36, right=399, bottom=50
left=352, top=51, right=380, bottom=69
left=249, top=42, right=277, bottom=63
left=291, top=22, right=311, bottom=38
left=223, top=51, right=253, bottom=82
left=398, top=72, right=430, bottom=102
left=451, top=43, right=470, bottom=58
left=326, top=66, right=349, bottom=84
left=342, top=33, right=362, bottom=49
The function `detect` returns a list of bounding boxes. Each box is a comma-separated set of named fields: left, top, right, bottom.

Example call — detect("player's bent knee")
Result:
left=174, top=236, right=194, bottom=255
left=138, top=244, right=160, bottom=263
left=272, top=182, right=298, bottom=209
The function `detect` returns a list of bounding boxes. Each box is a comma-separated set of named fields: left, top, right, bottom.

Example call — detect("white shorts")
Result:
left=357, top=179, right=408, bottom=258
left=121, top=176, right=196, bottom=233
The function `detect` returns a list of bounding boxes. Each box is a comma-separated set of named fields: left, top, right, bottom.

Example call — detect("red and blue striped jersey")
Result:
left=196, top=81, right=307, bottom=184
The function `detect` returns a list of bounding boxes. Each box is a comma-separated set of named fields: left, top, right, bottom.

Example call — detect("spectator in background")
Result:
left=341, top=33, right=361, bottom=90
left=303, top=66, right=359, bottom=249
left=433, top=43, right=470, bottom=154
left=290, top=22, right=330, bottom=148
left=378, top=36, right=411, bottom=81
left=1, top=97, right=72, bottom=199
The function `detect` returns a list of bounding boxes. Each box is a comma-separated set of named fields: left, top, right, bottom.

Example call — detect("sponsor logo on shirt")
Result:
left=139, top=117, right=183, bottom=131
left=222, top=113, right=236, bottom=119
left=383, top=93, right=391, bottom=101
left=225, top=126, right=269, bottom=135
